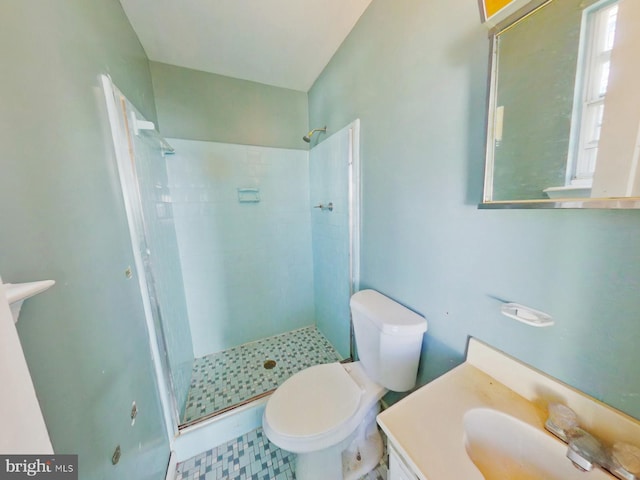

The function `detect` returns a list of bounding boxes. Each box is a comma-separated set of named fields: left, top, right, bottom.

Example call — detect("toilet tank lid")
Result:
left=350, top=289, right=427, bottom=335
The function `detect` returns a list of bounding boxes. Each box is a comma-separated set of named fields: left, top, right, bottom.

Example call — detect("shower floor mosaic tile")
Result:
left=182, top=326, right=343, bottom=423
left=175, top=427, right=388, bottom=480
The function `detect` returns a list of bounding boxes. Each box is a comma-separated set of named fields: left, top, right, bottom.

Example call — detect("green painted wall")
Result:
left=0, top=1, right=169, bottom=478
left=309, top=0, right=640, bottom=418
left=150, top=62, right=309, bottom=149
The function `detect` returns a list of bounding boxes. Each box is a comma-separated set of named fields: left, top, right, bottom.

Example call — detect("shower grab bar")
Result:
left=314, top=202, right=334, bottom=212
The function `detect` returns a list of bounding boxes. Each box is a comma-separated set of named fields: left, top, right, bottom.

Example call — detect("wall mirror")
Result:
left=481, top=0, right=640, bottom=208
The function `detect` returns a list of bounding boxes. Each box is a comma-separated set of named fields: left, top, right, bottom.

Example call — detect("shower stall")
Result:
left=103, top=76, right=360, bottom=432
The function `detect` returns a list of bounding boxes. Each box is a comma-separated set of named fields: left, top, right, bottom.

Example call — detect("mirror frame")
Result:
left=480, top=0, right=640, bottom=209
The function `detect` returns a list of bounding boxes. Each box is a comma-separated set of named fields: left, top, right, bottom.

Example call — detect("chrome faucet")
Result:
left=565, top=428, right=607, bottom=472
left=545, top=403, right=640, bottom=480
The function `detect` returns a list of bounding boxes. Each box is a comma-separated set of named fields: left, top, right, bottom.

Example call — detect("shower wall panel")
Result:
left=310, top=128, right=352, bottom=358
left=167, top=139, right=314, bottom=357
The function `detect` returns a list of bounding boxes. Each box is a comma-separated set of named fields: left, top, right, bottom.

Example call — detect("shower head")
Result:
left=303, top=126, right=327, bottom=143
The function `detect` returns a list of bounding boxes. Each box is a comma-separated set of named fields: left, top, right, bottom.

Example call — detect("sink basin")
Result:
left=463, top=408, right=611, bottom=479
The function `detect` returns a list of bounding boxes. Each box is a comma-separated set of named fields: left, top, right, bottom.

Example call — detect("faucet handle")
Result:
left=546, top=403, right=579, bottom=441
left=609, top=442, right=640, bottom=480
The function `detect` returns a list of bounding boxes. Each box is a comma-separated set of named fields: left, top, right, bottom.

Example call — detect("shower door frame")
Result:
left=347, top=119, right=362, bottom=360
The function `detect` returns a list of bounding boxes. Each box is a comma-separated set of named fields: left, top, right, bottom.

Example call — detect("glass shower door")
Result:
left=102, top=76, right=193, bottom=433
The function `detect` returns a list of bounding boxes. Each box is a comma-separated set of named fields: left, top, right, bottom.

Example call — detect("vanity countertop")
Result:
left=377, top=338, right=639, bottom=480
left=377, top=361, right=546, bottom=479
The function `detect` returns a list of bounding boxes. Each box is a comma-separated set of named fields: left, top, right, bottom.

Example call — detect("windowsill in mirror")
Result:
left=542, top=185, right=592, bottom=199
left=479, top=198, right=640, bottom=209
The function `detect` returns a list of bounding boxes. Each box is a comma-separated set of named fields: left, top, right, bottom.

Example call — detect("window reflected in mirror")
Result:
left=558, top=0, right=618, bottom=197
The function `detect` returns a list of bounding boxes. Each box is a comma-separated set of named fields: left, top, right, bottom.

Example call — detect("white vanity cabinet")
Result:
left=388, top=442, right=419, bottom=480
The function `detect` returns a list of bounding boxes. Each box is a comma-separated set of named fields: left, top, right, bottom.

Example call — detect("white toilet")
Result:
left=262, top=289, right=427, bottom=480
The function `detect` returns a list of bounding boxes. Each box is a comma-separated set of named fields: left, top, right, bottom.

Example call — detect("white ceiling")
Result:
left=119, top=0, right=373, bottom=92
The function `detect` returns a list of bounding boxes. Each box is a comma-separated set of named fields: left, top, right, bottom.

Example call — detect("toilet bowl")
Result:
left=262, top=289, right=427, bottom=480
left=263, top=361, right=385, bottom=480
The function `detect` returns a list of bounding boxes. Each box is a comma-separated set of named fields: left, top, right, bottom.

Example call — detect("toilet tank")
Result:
left=350, top=289, right=427, bottom=392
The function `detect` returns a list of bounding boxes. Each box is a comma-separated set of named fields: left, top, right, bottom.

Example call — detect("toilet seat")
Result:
left=263, top=362, right=363, bottom=451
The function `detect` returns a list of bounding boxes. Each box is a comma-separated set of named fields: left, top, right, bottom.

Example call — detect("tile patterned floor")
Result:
left=182, top=326, right=343, bottom=423
left=176, top=427, right=388, bottom=480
